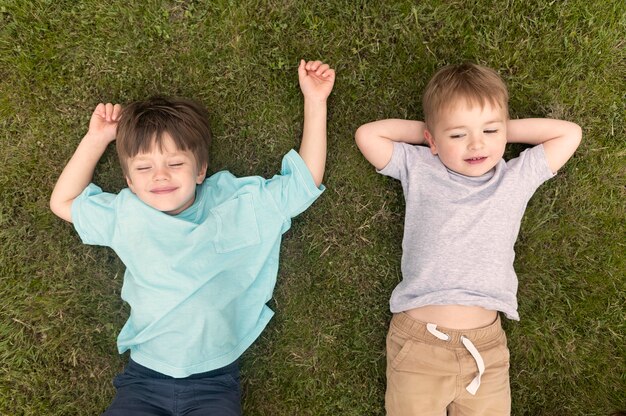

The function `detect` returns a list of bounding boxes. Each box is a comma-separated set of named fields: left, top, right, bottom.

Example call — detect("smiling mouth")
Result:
left=150, top=187, right=177, bottom=194
left=465, top=156, right=487, bottom=164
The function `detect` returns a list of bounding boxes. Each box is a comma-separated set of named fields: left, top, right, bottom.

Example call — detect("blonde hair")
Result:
left=422, top=63, right=509, bottom=126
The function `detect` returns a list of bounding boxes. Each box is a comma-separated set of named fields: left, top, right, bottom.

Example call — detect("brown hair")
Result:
left=116, top=96, right=211, bottom=176
left=422, top=63, right=509, bottom=127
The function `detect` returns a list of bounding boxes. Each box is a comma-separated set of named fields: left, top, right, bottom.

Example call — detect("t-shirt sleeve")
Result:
left=71, top=183, right=118, bottom=246
left=508, top=144, right=555, bottom=195
left=377, top=142, right=426, bottom=183
left=264, top=149, right=325, bottom=220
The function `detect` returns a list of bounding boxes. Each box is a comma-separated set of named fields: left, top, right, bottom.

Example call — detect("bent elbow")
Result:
left=354, top=125, right=370, bottom=149
left=573, top=123, right=583, bottom=145
left=49, top=197, right=73, bottom=223
left=568, top=123, right=583, bottom=153
left=49, top=196, right=60, bottom=215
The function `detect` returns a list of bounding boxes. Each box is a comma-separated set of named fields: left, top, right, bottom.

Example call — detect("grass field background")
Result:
left=1, top=0, right=624, bottom=415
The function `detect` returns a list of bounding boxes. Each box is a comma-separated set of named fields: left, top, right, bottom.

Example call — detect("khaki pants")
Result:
left=386, top=313, right=511, bottom=416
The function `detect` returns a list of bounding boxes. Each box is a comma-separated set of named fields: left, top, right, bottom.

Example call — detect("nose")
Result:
left=153, top=166, right=170, bottom=181
left=468, top=133, right=485, bottom=150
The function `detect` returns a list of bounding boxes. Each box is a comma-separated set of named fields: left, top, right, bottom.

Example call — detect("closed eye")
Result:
left=484, top=129, right=498, bottom=134
left=450, top=133, right=466, bottom=139
left=136, top=166, right=151, bottom=171
left=169, top=163, right=184, bottom=167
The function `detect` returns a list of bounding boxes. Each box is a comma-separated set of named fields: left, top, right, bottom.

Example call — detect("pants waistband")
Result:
left=391, top=312, right=503, bottom=348
left=127, top=359, right=239, bottom=380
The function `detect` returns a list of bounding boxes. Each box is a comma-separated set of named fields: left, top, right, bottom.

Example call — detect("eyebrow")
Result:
left=129, top=156, right=151, bottom=163
left=443, top=119, right=503, bottom=131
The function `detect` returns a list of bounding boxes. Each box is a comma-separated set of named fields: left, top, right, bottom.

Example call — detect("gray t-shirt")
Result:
left=379, top=143, right=554, bottom=320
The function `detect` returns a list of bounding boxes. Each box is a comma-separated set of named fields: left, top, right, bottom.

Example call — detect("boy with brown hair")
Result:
left=355, top=63, right=581, bottom=415
left=50, top=59, right=335, bottom=415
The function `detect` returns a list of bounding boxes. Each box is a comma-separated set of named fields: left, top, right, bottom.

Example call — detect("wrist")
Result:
left=82, top=131, right=115, bottom=148
left=303, top=96, right=328, bottom=106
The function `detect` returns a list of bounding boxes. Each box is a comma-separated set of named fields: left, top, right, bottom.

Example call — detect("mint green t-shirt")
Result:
left=72, top=150, right=323, bottom=377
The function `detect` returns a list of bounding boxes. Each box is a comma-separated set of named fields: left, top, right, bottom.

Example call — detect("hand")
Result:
left=298, top=60, right=335, bottom=102
left=87, top=103, right=122, bottom=144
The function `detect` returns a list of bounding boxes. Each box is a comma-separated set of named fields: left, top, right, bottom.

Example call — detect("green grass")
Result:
left=1, top=0, right=624, bottom=414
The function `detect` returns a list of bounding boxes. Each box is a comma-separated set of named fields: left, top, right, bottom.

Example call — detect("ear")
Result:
left=196, top=163, right=208, bottom=184
left=424, top=129, right=438, bottom=155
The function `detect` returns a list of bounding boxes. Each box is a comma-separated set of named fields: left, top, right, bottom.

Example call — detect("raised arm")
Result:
left=507, top=118, right=582, bottom=173
left=50, top=103, right=121, bottom=222
left=297, top=59, right=335, bottom=187
left=354, top=119, right=427, bottom=170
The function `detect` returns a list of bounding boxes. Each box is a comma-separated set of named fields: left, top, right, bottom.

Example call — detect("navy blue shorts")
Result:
left=102, top=359, right=241, bottom=416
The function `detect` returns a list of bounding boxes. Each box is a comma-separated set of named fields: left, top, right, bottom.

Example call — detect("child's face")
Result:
left=425, top=101, right=507, bottom=177
left=125, top=133, right=207, bottom=215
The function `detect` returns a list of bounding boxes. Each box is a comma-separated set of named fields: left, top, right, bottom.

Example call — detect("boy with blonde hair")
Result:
left=50, top=59, right=335, bottom=415
left=356, top=63, right=581, bottom=415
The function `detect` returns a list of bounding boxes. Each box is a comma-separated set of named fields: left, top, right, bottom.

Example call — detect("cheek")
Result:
left=438, top=144, right=459, bottom=159
left=493, top=139, right=507, bottom=154
left=126, top=175, right=147, bottom=193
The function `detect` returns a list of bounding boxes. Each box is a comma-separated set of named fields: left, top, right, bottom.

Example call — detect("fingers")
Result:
left=112, top=103, right=122, bottom=121
left=302, top=59, right=334, bottom=78
left=95, top=103, right=122, bottom=122
left=94, top=103, right=106, bottom=117
left=321, top=67, right=335, bottom=80
left=298, top=59, right=307, bottom=77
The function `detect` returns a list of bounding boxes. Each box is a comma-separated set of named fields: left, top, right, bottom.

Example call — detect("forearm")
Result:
left=50, top=133, right=111, bottom=222
left=507, top=118, right=579, bottom=144
left=298, top=98, right=327, bottom=187
left=507, top=118, right=582, bottom=173
left=357, top=119, right=426, bottom=145
left=355, top=119, right=426, bottom=170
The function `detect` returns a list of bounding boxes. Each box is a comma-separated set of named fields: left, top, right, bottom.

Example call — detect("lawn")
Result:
left=0, top=0, right=624, bottom=415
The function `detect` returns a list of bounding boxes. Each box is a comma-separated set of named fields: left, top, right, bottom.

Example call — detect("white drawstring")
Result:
left=426, top=323, right=450, bottom=341
left=461, top=336, right=485, bottom=395
left=426, top=324, right=485, bottom=396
